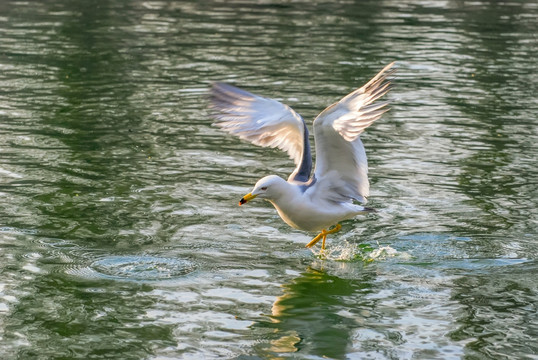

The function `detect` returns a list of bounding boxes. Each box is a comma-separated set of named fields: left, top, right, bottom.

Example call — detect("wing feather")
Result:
left=312, top=62, right=395, bottom=204
left=210, top=82, right=312, bottom=182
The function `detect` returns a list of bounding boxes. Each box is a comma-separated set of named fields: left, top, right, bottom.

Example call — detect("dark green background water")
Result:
left=1, top=0, right=537, bottom=359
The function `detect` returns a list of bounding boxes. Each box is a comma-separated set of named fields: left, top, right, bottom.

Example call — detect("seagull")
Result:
left=210, top=62, right=395, bottom=250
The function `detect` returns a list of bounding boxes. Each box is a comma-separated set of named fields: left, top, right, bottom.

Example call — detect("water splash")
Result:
left=307, top=239, right=399, bottom=262
left=366, top=246, right=399, bottom=261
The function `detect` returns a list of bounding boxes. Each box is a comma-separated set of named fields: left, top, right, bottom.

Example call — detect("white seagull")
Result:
left=210, top=62, right=395, bottom=249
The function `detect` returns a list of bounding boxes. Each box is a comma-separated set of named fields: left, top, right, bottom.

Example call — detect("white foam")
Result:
left=309, top=241, right=402, bottom=262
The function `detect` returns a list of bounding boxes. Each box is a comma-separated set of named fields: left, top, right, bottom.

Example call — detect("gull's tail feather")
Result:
left=357, top=206, right=377, bottom=214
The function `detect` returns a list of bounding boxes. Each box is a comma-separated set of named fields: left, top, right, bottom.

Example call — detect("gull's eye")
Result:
left=261, top=186, right=268, bottom=191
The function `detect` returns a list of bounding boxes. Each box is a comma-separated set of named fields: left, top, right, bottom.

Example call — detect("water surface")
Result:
left=1, top=0, right=537, bottom=359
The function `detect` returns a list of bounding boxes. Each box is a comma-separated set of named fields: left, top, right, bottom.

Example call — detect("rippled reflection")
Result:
left=262, top=267, right=374, bottom=358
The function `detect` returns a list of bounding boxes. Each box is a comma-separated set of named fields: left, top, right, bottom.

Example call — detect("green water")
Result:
left=1, top=0, right=537, bottom=359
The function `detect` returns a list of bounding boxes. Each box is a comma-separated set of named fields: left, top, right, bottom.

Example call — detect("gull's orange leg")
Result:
left=306, top=224, right=342, bottom=250
left=321, top=233, right=327, bottom=250
left=306, top=232, right=324, bottom=248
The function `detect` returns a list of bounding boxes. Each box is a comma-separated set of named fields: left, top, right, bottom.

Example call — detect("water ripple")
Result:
left=67, top=255, right=197, bottom=282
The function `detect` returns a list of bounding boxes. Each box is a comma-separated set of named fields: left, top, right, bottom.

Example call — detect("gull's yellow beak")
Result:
left=239, top=192, right=257, bottom=206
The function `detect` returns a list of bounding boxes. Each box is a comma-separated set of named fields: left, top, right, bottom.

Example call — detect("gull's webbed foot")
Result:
left=305, top=224, right=342, bottom=250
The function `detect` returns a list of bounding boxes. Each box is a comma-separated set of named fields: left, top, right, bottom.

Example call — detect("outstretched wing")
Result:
left=210, top=82, right=312, bottom=182
left=312, top=62, right=395, bottom=204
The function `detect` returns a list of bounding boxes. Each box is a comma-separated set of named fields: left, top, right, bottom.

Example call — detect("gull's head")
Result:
left=239, top=175, right=287, bottom=206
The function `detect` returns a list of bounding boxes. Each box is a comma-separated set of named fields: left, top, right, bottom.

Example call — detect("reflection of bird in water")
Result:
left=258, top=266, right=371, bottom=357
left=210, top=63, right=394, bottom=249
